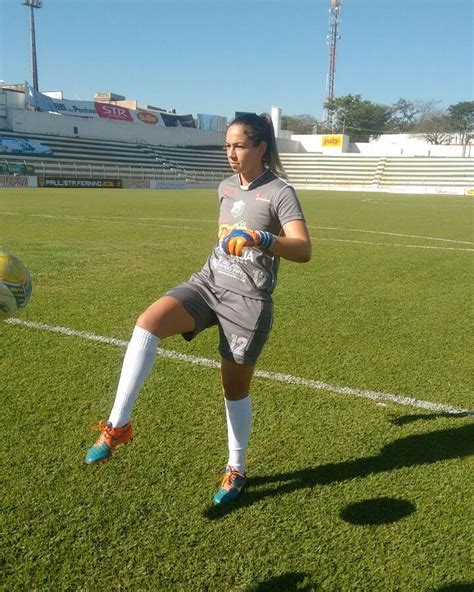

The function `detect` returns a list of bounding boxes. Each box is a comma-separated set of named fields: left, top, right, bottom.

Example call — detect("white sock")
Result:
left=225, top=396, right=252, bottom=473
left=108, top=325, right=159, bottom=428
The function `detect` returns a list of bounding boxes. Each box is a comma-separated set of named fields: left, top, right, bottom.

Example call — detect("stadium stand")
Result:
left=0, top=131, right=185, bottom=179
left=281, top=154, right=379, bottom=186
left=1, top=130, right=472, bottom=191
left=378, top=157, right=473, bottom=188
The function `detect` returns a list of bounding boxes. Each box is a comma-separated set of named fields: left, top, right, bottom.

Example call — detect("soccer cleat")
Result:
left=85, top=420, right=133, bottom=464
left=213, top=466, right=247, bottom=505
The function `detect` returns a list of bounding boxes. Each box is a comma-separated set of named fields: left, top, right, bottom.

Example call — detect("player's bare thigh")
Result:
left=221, top=358, right=255, bottom=400
left=137, top=295, right=196, bottom=339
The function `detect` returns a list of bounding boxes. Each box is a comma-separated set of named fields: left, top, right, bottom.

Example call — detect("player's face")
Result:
left=225, top=124, right=267, bottom=184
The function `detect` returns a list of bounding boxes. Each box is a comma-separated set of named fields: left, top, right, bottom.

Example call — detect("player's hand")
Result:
left=221, top=229, right=274, bottom=256
left=221, top=229, right=258, bottom=256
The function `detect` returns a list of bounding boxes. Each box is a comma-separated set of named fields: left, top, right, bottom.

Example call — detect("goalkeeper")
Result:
left=85, top=112, right=312, bottom=505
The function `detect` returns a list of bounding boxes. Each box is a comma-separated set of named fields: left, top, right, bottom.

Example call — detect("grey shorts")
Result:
left=166, top=277, right=273, bottom=365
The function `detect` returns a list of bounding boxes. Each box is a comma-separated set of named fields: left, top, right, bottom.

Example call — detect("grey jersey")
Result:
left=194, top=170, right=305, bottom=301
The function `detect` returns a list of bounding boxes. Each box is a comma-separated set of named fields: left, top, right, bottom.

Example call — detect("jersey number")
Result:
left=230, top=334, right=248, bottom=356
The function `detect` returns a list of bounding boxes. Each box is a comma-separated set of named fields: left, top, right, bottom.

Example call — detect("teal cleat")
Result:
left=85, top=420, right=133, bottom=464
left=213, top=466, right=247, bottom=505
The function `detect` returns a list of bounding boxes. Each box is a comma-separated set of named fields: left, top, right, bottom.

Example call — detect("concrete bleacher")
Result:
left=0, top=131, right=196, bottom=181
left=280, top=154, right=473, bottom=189
left=378, top=157, right=473, bottom=188
left=151, top=146, right=231, bottom=175
left=1, top=130, right=472, bottom=191
left=281, top=154, right=380, bottom=186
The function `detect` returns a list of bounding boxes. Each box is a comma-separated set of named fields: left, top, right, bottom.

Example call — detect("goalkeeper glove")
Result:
left=221, top=229, right=274, bottom=257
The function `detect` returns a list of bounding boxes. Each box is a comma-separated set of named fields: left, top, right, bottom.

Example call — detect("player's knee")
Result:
left=136, top=309, right=160, bottom=336
left=221, top=375, right=249, bottom=399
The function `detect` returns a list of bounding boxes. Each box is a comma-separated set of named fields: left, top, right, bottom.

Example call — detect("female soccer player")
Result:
left=85, top=113, right=312, bottom=504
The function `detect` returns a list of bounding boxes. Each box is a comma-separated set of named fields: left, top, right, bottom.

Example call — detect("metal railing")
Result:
left=14, top=158, right=230, bottom=184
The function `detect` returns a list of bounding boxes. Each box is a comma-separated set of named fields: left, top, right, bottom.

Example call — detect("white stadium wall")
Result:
left=1, top=89, right=470, bottom=156
left=275, top=136, right=301, bottom=152
left=6, top=108, right=225, bottom=147
left=291, top=134, right=350, bottom=154
left=287, top=130, right=471, bottom=158
left=350, top=134, right=471, bottom=157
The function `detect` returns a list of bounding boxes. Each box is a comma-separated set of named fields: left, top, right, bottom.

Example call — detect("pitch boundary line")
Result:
left=362, top=198, right=472, bottom=208
left=3, top=210, right=471, bottom=244
left=5, top=318, right=472, bottom=416
left=0, top=211, right=195, bottom=231
left=313, top=237, right=474, bottom=252
left=3, top=211, right=472, bottom=252
left=310, top=225, right=473, bottom=246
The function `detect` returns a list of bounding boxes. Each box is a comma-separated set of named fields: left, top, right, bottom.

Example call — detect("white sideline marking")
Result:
left=5, top=318, right=472, bottom=416
left=313, top=237, right=474, bottom=252
left=3, top=211, right=472, bottom=251
left=310, top=225, right=474, bottom=246
left=362, top=198, right=472, bottom=208
left=0, top=211, right=195, bottom=230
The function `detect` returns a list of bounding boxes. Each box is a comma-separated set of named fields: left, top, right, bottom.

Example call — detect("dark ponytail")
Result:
left=229, top=112, right=287, bottom=179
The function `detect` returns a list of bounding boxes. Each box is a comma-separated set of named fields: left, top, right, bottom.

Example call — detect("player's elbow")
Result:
left=299, top=240, right=312, bottom=263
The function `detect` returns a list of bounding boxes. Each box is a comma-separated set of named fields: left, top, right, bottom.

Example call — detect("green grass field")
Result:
left=1, top=188, right=473, bottom=591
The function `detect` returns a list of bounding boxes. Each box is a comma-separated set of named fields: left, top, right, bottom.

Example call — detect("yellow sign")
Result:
left=322, top=135, right=343, bottom=147
left=466, top=188, right=474, bottom=196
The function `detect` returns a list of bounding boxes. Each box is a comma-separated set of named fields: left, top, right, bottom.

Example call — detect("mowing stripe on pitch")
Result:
left=310, top=225, right=474, bottom=245
left=313, top=237, right=474, bottom=252
left=5, top=317, right=472, bottom=416
left=4, top=211, right=472, bottom=251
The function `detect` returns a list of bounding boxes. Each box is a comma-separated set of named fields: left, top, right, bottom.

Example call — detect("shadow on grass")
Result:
left=246, top=572, right=318, bottom=591
left=205, top=424, right=474, bottom=520
left=339, top=497, right=415, bottom=525
left=431, top=584, right=474, bottom=592
left=390, top=412, right=472, bottom=426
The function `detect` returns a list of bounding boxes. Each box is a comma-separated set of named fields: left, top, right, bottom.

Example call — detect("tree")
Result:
left=281, top=114, right=320, bottom=134
left=326, top=94, right=393, bottom=141
left=390, top=99, right=420, bottom=132
left=413, top=112, right=454, bottom=145
left=448, top=101, right=474, bottom=144
left=389, top=99, right=440, bottom=132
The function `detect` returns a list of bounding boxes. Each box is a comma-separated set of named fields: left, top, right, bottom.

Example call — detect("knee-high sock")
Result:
left=108, top=325, right=159, bottom=428
left=225, top=396, right=252, bottom=473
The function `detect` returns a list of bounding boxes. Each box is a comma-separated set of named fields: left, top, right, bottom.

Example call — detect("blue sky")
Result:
left=1, top=0, right=472, bottom=120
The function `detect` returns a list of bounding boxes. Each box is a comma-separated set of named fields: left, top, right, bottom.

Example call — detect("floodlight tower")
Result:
left=22, top=0, right=43, bottom=91
left=323, top=0, right=342, bottom=128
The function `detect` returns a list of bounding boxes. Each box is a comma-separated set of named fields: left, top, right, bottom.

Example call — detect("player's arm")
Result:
left=270, top=219, right=312, bottom=263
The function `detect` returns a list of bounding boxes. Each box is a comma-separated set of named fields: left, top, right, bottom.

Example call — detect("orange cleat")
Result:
left=85, top=420, right=133, bottom=464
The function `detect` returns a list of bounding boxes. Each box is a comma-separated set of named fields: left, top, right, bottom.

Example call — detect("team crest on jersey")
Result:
left=231, top=200, right=246, bottom=218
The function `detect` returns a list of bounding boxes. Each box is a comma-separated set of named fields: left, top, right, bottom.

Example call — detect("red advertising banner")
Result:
left=94, top=103, right=133, bottom=122
left=0, top=175, right=28, bottom=187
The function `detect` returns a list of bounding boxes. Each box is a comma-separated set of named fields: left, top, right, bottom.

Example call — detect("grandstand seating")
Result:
left=0, top=131, right=230, bottom=182
left=378, top=157, right=473, bottom=188
left=1, top=130, right=472, bottom=189
left=281, top=154, right=380, bottom=186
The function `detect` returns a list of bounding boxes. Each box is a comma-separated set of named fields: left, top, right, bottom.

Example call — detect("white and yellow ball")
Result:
left=0, top=251, right=32, bottom=320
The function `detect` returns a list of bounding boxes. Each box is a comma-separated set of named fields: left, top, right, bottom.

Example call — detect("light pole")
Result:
left=22, top=0, right=43, bottom=91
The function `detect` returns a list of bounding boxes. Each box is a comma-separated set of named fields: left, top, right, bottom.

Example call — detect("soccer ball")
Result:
left=0, top=251, right=32, bottom=320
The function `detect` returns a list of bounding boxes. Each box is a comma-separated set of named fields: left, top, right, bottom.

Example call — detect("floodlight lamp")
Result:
left=22, top=0, right=43, bottom=8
